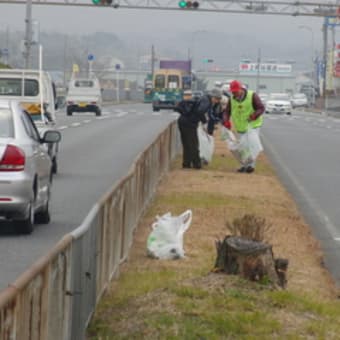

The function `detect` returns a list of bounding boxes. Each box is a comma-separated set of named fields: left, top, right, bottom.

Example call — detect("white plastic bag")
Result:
left=198, top=125, right=214, bottom=163
left=240, top=128, right=263, bottom=160
left=221, top=127, right=252, bottom=165
left=221, top=126, right=263, bottom=165
left=147, top=210, right=192, bottom=260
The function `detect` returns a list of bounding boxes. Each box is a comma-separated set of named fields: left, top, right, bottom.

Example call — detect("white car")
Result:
left=265, top=93, right=292, bottom=115
left=0, top=100, right=61, bottom=234
left=259, top=93, right=269, bottom=105
left=291, top=93, right=308, bottom=108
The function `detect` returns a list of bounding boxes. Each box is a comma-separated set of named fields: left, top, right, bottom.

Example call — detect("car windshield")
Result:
left=293, top=94, right=306, bottom=99
left=270, top=94, right=290, bottom=101
left=0, top=108, right=14, bottom=138
left=74, top=80, right=94, bottom=88
left=0, top=78, right=39, bottom=96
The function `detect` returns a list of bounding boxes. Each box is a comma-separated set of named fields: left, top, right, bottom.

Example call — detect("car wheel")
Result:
left=18, top=202, right=34, bottom=234
left=286, top=112, right=292, bottom=115
left=67, top=108, right=73, bottom=116
left=35, top=195, right=51, bottom=225
left=153, top=107, right=160, bottom=112
left=95, top=108, right=102, bottom=116
left=52, top=156, right=58, bottom=174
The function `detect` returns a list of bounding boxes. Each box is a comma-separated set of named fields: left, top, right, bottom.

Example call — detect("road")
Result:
left=3, top=106, right=340, bottom=289
left=0, top=103, right=177, bottom=290
left=262, top=110, right=340, bottom=285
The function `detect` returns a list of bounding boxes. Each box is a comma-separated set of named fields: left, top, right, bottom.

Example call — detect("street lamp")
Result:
left=190, top=30, right=207, bottom=90
left=299, top=25, right=315, bottom=105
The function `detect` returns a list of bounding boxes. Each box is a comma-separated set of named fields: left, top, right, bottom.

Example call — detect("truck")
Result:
left=152, top=60, right=192, bottom=111
left=0, top=69, right=60, bottom=173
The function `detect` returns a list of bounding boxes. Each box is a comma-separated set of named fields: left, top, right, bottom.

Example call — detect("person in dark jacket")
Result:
left=198, top=88, right=222, bottom=135
left=175, top=90, right=208, bottom=169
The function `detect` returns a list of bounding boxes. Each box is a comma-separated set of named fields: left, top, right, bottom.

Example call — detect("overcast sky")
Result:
left=0, top=2, right=337, bottom=68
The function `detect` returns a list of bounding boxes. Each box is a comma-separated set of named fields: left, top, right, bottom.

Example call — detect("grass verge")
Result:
left=87, top=134, right=340, bottom=339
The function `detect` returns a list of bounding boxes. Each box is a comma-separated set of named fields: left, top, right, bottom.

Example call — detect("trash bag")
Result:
left=243, top=128, right=263, bottom=161
left=198, top=125, right=214, bottom=163
left=221, top=126, right=263, bottom=166
left=147, top=210, right=192, bottom=260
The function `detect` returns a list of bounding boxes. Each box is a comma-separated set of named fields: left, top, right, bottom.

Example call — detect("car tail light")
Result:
left=91, top=101, right=97, bottom=105
left=67, top=101, right=74, bottom=105
left=0, top=145, right=25, bottom=171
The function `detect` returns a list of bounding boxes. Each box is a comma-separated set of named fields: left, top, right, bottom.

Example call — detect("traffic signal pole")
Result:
left=24, top=0, right=33, bottom=68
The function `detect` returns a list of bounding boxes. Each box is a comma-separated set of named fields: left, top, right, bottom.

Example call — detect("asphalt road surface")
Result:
left=262, top=110, right=340, bottom=285
left=0, top=103, right=177, bottom=290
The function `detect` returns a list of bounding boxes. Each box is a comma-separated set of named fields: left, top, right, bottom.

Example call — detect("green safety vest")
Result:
left=230, top=90, right=263, bottom=133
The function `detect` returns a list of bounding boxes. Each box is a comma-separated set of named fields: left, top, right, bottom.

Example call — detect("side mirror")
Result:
left=41, top=130, right=61, bottom=144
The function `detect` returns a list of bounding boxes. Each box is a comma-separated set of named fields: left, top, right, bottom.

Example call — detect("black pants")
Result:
left=178, top=119, right=201, bottom=168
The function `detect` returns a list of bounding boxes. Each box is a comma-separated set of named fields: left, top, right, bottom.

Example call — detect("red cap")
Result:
left=229, top=80, right=242, bottom=93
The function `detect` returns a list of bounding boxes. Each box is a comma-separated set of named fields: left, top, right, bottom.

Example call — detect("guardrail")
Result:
left=0, top=120, right=180, bottom=340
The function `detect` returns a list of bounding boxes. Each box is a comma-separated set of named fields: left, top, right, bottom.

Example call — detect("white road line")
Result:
left=115, top=112, right=128, bottom=117
left=83, top=119, right=91, bottom=124
left=152, top=112, right=161, bottom=116
left=96, top=116, right=107, bottom=120
left=136, top=112, right=145, bottom=115
left=71, top=122, right=81, bottom=127
left=318, top=118, right=325, bottom=123
left=326, top=125, right=332, bottom=129
left=58, top=126, right=68, bottom=130
left=262, top=134, right=340, bottom=241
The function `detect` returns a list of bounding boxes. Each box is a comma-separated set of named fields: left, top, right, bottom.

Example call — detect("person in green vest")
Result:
left=222, top=80, right=265, bottom=173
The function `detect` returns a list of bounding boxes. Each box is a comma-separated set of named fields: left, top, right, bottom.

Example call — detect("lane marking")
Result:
left=83, top=119, right=91, bottom=124
left=262, top=133, right=340, bottom=241
left=71, top=122, right=81, bottom=127
left=58, top=126, right=68, bottom=130
left=115, top=112, right=128, bottom=117
left=152, top=112, right=161, bottom=116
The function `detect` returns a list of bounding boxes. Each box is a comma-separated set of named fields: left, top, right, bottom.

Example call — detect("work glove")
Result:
left=223, top=120, right=231, bottom=130
left=248, top=113, right=258, bottom=122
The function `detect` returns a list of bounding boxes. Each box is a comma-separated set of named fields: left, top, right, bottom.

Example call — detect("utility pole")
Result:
left=322, top=18, right=328, bottom=110
left=24, top=0, right=33, bottom=68
left=151, top=44, right=155, bottom=79
left=256, top=48, right=261, bottom=93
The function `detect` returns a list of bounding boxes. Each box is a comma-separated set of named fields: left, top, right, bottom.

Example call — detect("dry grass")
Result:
left=87, top=127, right=340, bottom=339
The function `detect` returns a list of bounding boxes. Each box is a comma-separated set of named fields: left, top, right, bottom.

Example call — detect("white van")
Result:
left=0, top=69, right=60, bottom=173
left=66, top=76, right=102, bottom=116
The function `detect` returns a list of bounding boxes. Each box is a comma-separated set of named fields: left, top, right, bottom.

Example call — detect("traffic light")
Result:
left=92, top=0, right=113, bottom=5
left=178, top=1, right=199, bottom=9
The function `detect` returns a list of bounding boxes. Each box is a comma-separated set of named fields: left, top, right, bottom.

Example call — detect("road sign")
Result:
left=88, top=54, right=94, bottom=61
left=115, top=64, right=121, bottom=70
left=1, top=48, right=9, bottom=56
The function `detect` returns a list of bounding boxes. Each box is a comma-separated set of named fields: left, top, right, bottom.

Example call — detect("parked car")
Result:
left=291, top=93, right=308, bottom=108
left=0, top=100, right=61, bottom=234
left=265, top=93, right=292, bottom=115
left=66, top=76, right=102, bottom=116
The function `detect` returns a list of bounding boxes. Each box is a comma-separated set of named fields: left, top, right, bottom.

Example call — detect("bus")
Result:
left=152, top=69, right=192, bottom=111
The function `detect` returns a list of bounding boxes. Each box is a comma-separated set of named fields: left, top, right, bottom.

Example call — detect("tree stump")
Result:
left=214, top=235, right=288, bottom=288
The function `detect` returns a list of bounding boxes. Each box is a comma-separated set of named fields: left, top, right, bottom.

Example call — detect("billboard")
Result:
left=333, top=44, right=340, bottom=77
left=239, top=62, right=292, bottom=74
left=159, top=60, right=192, bottom=72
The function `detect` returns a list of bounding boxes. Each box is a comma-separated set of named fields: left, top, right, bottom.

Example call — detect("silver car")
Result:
left=0, top=100, right=61, bottom=234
